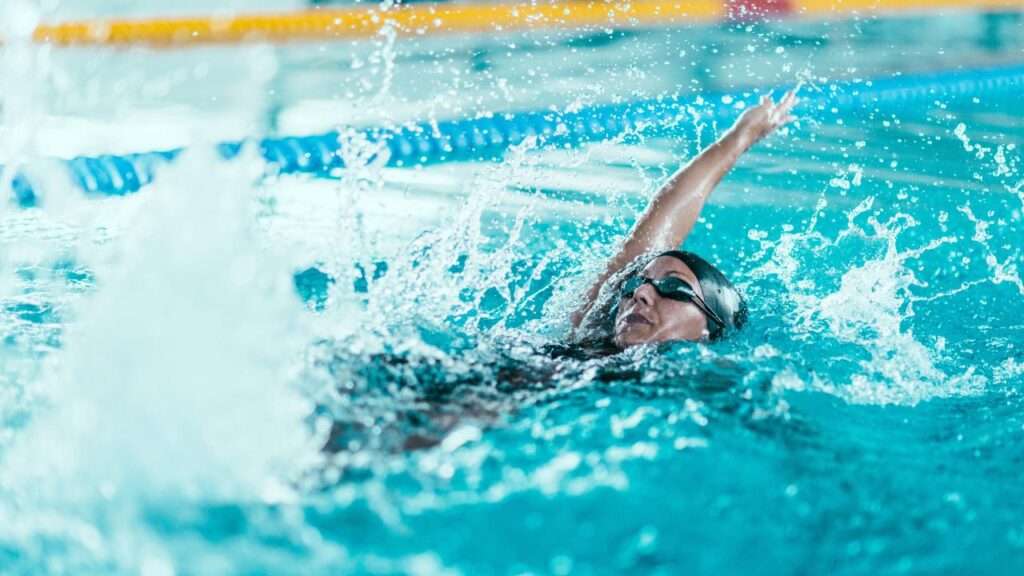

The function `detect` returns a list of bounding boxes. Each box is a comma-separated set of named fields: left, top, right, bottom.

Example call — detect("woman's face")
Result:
left=613, top=256, right=710, bottom=348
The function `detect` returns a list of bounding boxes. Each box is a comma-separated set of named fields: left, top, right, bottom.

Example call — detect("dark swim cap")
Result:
left=656, top=250, right=748, bottom=339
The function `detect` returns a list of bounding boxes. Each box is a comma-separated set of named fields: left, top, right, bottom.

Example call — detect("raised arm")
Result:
left=571, top=90, right=799, bottom=330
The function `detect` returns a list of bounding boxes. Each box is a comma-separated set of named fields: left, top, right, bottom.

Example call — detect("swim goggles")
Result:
left=620, top=276, right=727, bottom=330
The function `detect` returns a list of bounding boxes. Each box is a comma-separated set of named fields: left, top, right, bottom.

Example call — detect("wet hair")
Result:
left=656, top=250, right=748, bottom=340
left=574, top=250, right=747, bottom=353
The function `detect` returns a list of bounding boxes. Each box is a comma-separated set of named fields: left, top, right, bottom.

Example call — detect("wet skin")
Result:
left=613, top=256, right=711, bottom=348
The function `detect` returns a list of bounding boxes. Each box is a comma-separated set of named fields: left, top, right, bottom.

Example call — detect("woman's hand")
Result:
left=730, top=88, right=800, bottom=149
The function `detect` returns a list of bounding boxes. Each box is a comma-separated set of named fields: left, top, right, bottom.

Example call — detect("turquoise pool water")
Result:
left=3, top=5, right=1024, bottom=575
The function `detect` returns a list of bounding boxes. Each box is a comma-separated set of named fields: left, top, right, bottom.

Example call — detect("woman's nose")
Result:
left=632, top=282, right=655, bottom=306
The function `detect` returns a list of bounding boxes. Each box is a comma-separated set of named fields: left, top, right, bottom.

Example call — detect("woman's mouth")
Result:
left=621, top=313, right=653, bottom=327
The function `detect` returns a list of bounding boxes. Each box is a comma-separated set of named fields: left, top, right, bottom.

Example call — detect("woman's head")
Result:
left=612, top=251, right=747, bottom=348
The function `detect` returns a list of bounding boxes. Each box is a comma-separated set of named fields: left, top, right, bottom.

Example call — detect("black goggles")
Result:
left=620, top=276, right=727, bottom=330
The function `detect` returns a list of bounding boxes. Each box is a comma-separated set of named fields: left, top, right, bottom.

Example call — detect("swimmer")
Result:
left=321, top=90, right=800, bottom=457
left=571, top=89, right=800, bottom=353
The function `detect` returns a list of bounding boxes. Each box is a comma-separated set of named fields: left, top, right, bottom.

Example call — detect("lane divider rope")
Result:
left=28, top=0, right=1024, bottom=48
left=8, top=63, right=1024, bottom=206
left=30, top=1, right=720, bottom=47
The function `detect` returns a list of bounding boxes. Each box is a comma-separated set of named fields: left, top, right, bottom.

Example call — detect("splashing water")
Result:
left=0, top=148, right=321, bottom=572
left=747, top=192, right=984, bottom=405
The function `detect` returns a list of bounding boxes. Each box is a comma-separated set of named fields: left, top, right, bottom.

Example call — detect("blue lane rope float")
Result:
left=8, top=63, right=1024, bottom=206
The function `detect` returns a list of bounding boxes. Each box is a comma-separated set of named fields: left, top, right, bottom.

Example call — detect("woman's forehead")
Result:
left=644, top=256, right=697, bottom=281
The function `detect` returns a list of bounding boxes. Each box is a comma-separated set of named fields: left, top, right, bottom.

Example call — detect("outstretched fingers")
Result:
left=778, top=88, right=800, bottom=114
left=773, top=88, right=800, bottom=126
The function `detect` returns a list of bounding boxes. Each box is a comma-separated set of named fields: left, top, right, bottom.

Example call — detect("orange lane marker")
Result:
left=31, top=1, right=723, bottom=47
left=27, top=0, right=1024, bottom=48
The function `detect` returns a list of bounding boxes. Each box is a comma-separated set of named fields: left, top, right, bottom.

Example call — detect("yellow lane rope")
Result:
left=28, top=0, right=1024, bottom=48
left=31, top=1, right=723, bottom=47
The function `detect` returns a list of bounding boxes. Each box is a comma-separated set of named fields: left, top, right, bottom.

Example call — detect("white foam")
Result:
left=3, top=148, right=319, bottom=558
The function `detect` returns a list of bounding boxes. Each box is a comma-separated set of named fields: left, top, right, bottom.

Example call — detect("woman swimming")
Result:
left=320, top=90, right=801, bottom=456
left=570, top=89, right=800, bottom=353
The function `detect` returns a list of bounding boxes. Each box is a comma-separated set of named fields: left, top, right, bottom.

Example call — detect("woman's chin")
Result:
left=614, top=327, right=651, bottom=349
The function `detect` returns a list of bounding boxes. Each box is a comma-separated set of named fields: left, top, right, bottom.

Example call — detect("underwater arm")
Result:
left=572, top=90, right=799, bottom=330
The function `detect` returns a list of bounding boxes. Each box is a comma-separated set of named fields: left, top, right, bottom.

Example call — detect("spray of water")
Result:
left=748, top=189, right=985, bottom=406
left=0, top=148, right=322, bottom=570
left=952, top=123, right=1024, bottom=294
